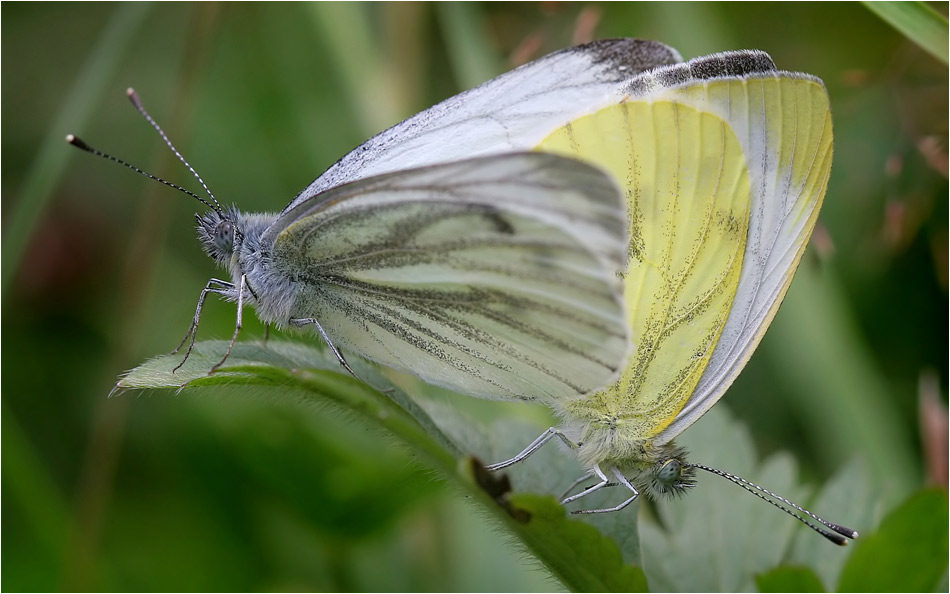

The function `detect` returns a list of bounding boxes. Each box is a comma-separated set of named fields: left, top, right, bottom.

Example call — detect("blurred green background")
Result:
left=3, top=2, right=947, bottom=591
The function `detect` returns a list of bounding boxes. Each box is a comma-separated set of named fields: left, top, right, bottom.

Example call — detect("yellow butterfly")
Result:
left=495, top=43, right=854, bottom=544
left=358, top=39, right=851, bottom=544
left=307, top=38, right=852, bottom=543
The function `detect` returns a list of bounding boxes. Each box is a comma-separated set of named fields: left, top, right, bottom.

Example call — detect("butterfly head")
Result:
left=642, top=443, right=696, bottom=499
left=196, top=208, right=240, bottom=266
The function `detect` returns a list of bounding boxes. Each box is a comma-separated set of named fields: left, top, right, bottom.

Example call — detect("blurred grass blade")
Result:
left=1, top=3, right=151, bottom=303
left=767, top=261, right=917, bottom=491
left=436, top=3, right=502, bottom=89
left=2, top=403, right=71, bottom=564
left=862, top=1, right=949, bottom=64
left=307, top=3, right=402, bottom=136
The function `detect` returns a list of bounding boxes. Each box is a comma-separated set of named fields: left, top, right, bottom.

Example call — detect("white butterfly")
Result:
left=71, top=40, right=687, bottom=403
left=192, top=151, right=629, bottom=401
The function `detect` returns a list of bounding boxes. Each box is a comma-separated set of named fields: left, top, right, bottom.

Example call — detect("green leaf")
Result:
left=117, top=340, right=647, bottom=592
left=409, top=388, right=645, bottom=567
left=786, top=460, right=876, bottom=589
left=459, top=465, right=648, bottom=592
left=757, top=566, right=826, bottom=592
left=837, top=489, right=949, bottom=592
left=862, top=1, right=949, bottom=64
left=508, top=493, right=648, bottom=592
left=639, top=407, right=867, bottom=592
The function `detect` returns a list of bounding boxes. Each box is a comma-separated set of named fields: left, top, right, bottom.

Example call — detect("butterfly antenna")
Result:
left=687, top=463, right=859, bottom=546
left=66, top=134, right=217, bottom=212
left=126, top=88, right=224, bottom=214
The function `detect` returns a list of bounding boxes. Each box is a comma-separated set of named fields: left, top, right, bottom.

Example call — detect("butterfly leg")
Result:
left=289, top=316, right=361, bottom=380
left=172, top=277, right=234, bottom=372
left=570, top=467, right=640, bottom=514
left=210, top=274, right=247, bottom=374
left=290, top=318, right=398, bottom=395
left=562, top=465, right=613, bottom=506
left=485, top=427, right=578, bottom=471
left=560, top=470, right=595, bottom=500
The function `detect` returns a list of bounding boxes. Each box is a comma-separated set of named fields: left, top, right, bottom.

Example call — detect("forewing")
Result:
left=285, top=39, right=682, bottom=211
left=269, top=153, right=630, bottom=402
left=637, top=54, right=834, bottom=443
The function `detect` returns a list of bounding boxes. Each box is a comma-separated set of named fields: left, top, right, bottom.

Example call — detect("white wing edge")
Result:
left=651, top=69, right=832, bottom=444
left=285, top=39, right=684, bottom=211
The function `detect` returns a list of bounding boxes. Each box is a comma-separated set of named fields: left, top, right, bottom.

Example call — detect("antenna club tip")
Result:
left=127, top=88, right=143, bottom=107
left=821, top=528, right=859, bottom=546
left=66, top=134, right=89, bottom=150
left=830, top=524, right=859, bottom=539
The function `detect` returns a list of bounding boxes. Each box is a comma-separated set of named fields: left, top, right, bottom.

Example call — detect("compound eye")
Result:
left=656, top=459, right=682, bottom=484
left=214, top=220, right=234, bottom=252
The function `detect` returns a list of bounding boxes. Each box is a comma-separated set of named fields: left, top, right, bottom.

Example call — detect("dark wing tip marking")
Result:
left=625, top=49, right=780, bottom=97
left=578, top=38, right=683, bottom=72
left=687, top=50, right=777, bottom=79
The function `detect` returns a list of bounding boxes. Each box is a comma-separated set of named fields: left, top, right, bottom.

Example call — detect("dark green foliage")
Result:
left=838, top=489, right=949, bottom=593
left=757, top=566, right=827, bottom=592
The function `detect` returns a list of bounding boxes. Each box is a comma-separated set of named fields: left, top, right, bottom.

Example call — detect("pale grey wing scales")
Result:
left=264, top=153, right=626, bottom=278
left=303, top=272, right=620, bottom=402
left=286, top=39, right=682, bottom=210
left=635, top=54, right=833, bottom=443
left=270, top=153, right=630, bottom=401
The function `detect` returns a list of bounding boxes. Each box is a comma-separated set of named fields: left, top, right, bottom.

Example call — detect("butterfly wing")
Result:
left=636, top=54, right=834, bottom=443
left=264, top=153, right=630, bottom=402
left=539, top=83, right=754, bottom=440
left=286, top=39, right=682, bottom=210
left=532, top=51, right=831, bottom=446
